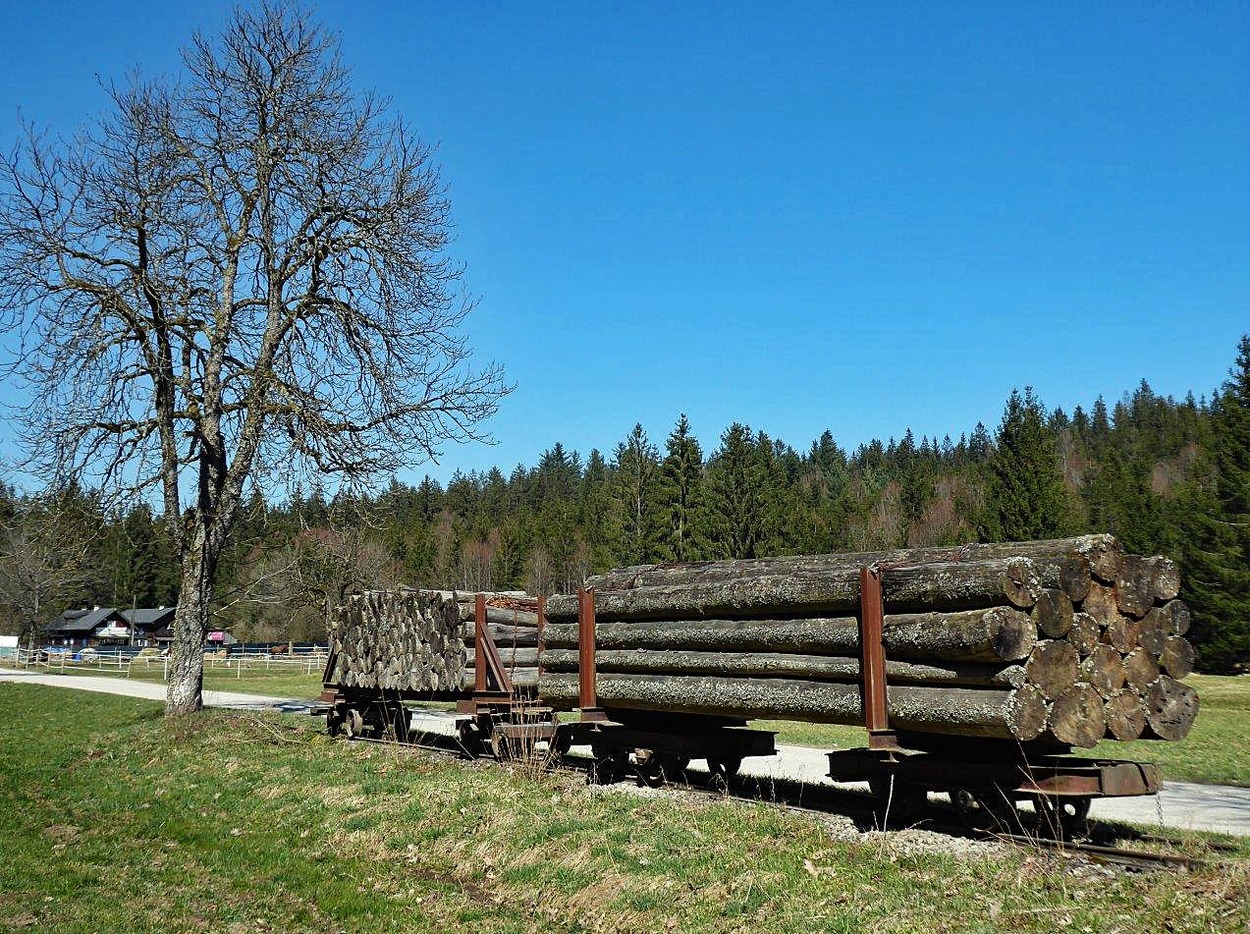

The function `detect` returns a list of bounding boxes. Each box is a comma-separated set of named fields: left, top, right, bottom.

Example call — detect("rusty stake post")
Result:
left=474, top=593, right=487, bottom=693
left=858, top=566, right=897, bottom=750
left=578, top=588, right=609, bottom=721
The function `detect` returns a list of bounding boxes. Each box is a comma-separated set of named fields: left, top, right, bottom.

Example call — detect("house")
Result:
left=43, top=607, right=127, bottom=649
left=43, top=605, right=176, bottom=649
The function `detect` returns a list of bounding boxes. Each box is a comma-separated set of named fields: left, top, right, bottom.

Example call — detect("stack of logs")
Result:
left=328, top=590, right=466, bottom=691
left=538, top=536, right=1198, bottom=748
left=457, top=593, right=543, bottom=689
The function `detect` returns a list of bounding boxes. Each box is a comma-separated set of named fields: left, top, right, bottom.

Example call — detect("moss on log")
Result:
left=542, top=606, right=1036, bottom=664
left=540, top=672, right=1027, bottom=740
left=548, top=557, right=1041, bottom=622
left=539, top=648, right=1026, bottom=689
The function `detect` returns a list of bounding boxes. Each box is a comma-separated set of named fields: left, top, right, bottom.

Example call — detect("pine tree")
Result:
left=986, top=388, right=1075, bottom=541
left=658, top=414, right=707, bottom=562
left=1185, top=335, right=1250, bottom=673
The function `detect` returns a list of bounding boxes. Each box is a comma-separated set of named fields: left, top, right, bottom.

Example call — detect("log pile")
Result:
left=539, top=535, right=1198, bottom=748
left=328, top=590, right=467, bottom=691
left=454, top=592, right=543, bottom=689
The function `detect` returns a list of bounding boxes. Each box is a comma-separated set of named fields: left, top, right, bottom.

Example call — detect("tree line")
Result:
left=4, top=335, right=1246, bottom=674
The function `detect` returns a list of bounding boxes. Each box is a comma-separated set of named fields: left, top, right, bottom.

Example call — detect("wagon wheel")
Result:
left=868, top=776, right=927, bottom=828
left=456, top=719, right=484, bottom=758
left=550, top=726, right=574, bottom=763
left=386, top=710, right=410, bottom=743
left=343, top=707, right=365, bottom=739
left=1034, top=795, right=1092, bottom=841
left=326, top=708, right=346, bottom=737
left=589, top=744, right=628, bottom=786
left=951, top=785, right=1022, bottom=834
left=706, top=756, right=742, bottom=792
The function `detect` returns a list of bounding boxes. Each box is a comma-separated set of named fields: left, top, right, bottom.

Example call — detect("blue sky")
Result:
left=0, top=1, right=1246, bottom=484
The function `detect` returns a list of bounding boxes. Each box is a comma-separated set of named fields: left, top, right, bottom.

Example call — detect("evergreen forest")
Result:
left=3, top=336, right=1248, bottom=674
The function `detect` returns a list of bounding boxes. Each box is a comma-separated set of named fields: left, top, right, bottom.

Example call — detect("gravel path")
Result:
left=5, top=669, right=1247, bottom=838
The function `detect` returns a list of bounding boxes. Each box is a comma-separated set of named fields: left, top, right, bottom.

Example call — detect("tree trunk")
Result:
left=539, top=648, right=1026, bottom=689
left=166, top=537, right=212, bottom=715
left=548, top=556, right=1042, bottom=621
left=584, top=535, right=1115, bottom=596
left=541, top=606, right=1036, bottom=664
left=540, top=671, right=1033, bottom=741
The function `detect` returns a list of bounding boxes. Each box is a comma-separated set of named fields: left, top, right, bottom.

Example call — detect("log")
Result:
left=1159, top=636, right=1195, bottom=680
left=328, top=590, right=467, bottom=693
left=1147, top=556, right=1181, bottom=602
left=1104, top=689, right=1148, bottom=741
left=541, top=606, right=1037, bottom=664
left=1140, top=601, right=1191, bottom=655
left=540, top=672, right=1031, bottom=740
left=1114, top=555, right=1156, bottom=619
left=1080, top=645, right=1126, bottom=699
left=1099, top=611, right=1142, bottom=655
left=1080, top=581, right=1119, bottom=627
left=460, top=622, right=542, bottom=647
left=1006, top=684, right=1051, bottom=742
left=538, top=648, right=1026, bottom=689
left=1144, top=676, right=1199, bottom=741
left=548, top=557, right=1042, bottom=622
left=466, top=647, right=539, bottom=667
left=1025, top=640, right=1080, bottom=701
left=1066, top=612, right=1102, bottom=656
left=1122, top=648, right=1161, bottom=696
left=1048, top=684, right=1107, bottom=748
left=1031, top=589, right=1074, bottom=638
left=585, top=535, right=1114, bottom=597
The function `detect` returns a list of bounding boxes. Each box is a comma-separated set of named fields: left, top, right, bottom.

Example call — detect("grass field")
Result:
left=0, top=683, right=1245, bottom=934
left=752, top=674, right=1250, bottom=788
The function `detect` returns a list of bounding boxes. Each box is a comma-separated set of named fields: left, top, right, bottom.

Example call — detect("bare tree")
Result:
left=0, top=4, right=508, bottom=713
left=0, top=491, right=98, bottom=647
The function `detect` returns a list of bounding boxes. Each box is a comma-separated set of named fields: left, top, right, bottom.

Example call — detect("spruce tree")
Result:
left=611, top=424, right=663, bottom=564
left=1185, top=335, right=1250, bottom=673
left=706, top=423, right=769, bottom=558
left=986, top=388, right=1075, bottom=541
left=658, top=414, right=707, bottom=562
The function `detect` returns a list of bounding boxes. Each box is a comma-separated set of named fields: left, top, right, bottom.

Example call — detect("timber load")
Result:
left=329, top=590, right=467, bottom=692
left=539, top=535, right=1198, bottom=748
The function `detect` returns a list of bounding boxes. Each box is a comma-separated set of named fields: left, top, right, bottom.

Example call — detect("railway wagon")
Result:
left=317, top=537, right=1191, bottom=835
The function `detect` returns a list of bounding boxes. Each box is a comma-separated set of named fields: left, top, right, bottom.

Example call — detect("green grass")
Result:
left=754, top=674, right=1250, bottom=787
left=0, top=683, right=1246, bottom=933
left=2, top=658, right=328, bottom=700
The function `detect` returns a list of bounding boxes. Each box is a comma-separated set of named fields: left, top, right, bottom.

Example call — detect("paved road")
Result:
left=4, top=669, right=1248, bottom=838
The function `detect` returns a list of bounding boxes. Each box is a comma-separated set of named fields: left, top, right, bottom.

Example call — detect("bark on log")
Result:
left=539, top=648, right=1026, bottom=689
left=466, top=647, right=539, bottom=667
left=1147, top=556, right=1181, bottom=602
left=1048, top=684, right=1107, bottom=748
left=1025, top=640, right=1080, bottom=701
left=1081, top=645, right=1127, bottom=699
left=1145, top=676, right=1199, bottom=741
left=541, top=606, right=1036, bottom=664
left=1159, top=636, right=1195, bottom=680
left=585, top=535, right=1114, bottom=597
left=460, top=622, right=542, bottom=647
left=1104, top=689, right=1148, bottom=741
left=1066, top=612, right=1102, bottom=656
left=1032, top=589, right=1074, bottom=639
left=540, top=672, right=1031, bottom=740
left=548, top=557, right=1042, bottom=622
left=1114, top=555, right=1157, bottom=619
left=1122, top=648, right=1161, bottom=696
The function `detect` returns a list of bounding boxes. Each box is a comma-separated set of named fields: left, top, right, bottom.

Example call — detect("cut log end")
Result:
left=1159, top=636, right=1195, bottom=680
left=1025, top=640, right=1080, bottom=701
left=1081, top=644, right=1127, bottom=699
left=1049, top=684, right=1107, bottom=748
left=1005, top=684, right=1049, bottom=742
left=1104, top=689, right=1148, bottom=741
left=1066, top=612, right=1102, bottom=656
left=1145, top=676, right=1199, bottom=741
left=1032, top=588, right=1075, bottom=639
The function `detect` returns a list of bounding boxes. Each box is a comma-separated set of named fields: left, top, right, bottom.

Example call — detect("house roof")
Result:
left=120, top=607, right=175, bottom=627
left=45, top=607, right=122, bottom=634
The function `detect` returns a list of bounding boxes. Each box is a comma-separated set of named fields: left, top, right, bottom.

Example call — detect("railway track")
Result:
left=346, top=729, right=1217, bottom=873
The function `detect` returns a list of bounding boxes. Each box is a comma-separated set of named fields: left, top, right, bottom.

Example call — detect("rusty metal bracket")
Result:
left=474, top=593, right=514, bottom=695
left=578, top=587, right=609, bottom=722
left=859, top=566, right=898, bottom=751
